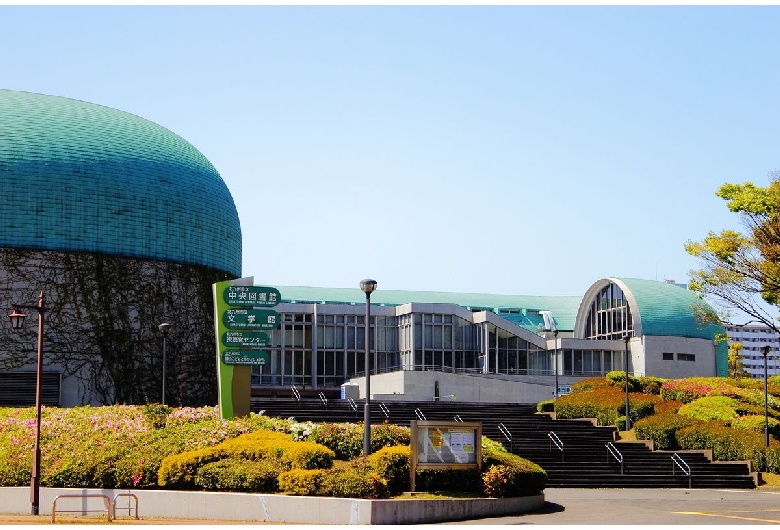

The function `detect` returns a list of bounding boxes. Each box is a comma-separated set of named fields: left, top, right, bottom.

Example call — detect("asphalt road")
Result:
left=444, top=487, right=780, bottom=525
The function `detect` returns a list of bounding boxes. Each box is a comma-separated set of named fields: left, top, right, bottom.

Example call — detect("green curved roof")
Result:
left=617, top=277, right=723, bottom=340
left=0, top=90, right=241, bottom=276
left=272, top=285, right=582, bottom=331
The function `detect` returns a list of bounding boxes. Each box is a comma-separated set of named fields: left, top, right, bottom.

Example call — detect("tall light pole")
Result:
left=623, top=332, right=631, bottom=431
left=553, top=329, right=559, bottom=399
left=760, top=345, right=771, bottom=449
left=8, top=291, right=50, bottom=515
left=159, top=323, right=171, bottom=405
left=360, top=279, right=377, bottom=456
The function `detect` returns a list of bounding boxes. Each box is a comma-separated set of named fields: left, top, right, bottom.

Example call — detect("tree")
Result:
left=727, top=342, right=750, bottom=379
left=685, top=172, right=780, bottom=331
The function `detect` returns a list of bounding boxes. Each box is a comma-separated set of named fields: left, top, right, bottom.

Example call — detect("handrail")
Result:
left=52, top=494, right=112, bottom=523
left=415, top=407, right=426, bottom=420
left=606, top=441, right=624, bottom=474
left=454, top=414, right=463, bottom=422
left=379, top=402, right=390, bottom=419
left=318, top=392, right=328, bottom=407
left=291, top=385, right=300, bottom=402
left=347, top=397, right=358, bottom=412
left=672, top=452, right=692, bottom=488
left=498, top=422, right=513, bottom=451
left=548, top=431, right=564, bottom=461
left=112, top=493, right=139, bottom=520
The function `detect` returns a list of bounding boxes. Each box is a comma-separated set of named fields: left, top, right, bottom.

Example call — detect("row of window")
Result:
left=663, top=352, right=695, bottom=362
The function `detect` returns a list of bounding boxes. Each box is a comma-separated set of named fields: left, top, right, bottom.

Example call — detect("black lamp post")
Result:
left=623, top=332, right=631, bottom=431
left=760, top=345, right=771, bottom=449
left=8, top=291, right=50, bottom=516
left=158, top=323, right=171, bottom=405
left=553, top=329, right=559, bottom=399
left=360, top=279, right=377, bottom=456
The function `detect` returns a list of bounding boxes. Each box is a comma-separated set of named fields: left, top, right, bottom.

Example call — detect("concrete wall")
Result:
left=641, top=336, right=717, bottom=379
left=352, top=370, right=581, bottom=403
left=0, top=487, right=544, bottom=525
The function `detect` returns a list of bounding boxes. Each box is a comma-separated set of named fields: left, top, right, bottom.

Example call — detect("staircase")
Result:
left=250, top=397, right=757, bottom=489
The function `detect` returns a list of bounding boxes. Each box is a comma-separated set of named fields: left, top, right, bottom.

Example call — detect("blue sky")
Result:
left=2, top=5, right=779, bottom=298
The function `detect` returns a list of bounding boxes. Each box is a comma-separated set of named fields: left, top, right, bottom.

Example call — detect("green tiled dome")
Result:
left=0, top=90, right=241, bottom=276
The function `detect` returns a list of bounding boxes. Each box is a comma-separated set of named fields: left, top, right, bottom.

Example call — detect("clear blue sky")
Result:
left=2, top=5, right=778, bottom=298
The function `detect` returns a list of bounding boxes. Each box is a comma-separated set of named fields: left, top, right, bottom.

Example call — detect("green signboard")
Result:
left=221, top=331, right=270, bottom=348
left=221, top=350, right=270, bottom=366
left=223, top=308, right=279, bottom=330
left=223, top=285, right=281, bottom=307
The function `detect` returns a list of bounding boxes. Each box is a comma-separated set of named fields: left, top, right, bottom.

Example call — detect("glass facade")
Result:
left=583, top=283, right=633, bottom=340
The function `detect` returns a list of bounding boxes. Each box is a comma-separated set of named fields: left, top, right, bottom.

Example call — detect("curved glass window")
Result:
left=583, top=283, right=633, bottom=340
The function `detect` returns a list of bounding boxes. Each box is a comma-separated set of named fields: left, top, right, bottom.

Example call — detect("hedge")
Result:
left=634, top=412, right=702, bottom=450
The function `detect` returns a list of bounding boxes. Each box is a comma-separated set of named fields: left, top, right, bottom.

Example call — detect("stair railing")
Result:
left=606, top=441, right=624, bottom=475
left=454, top=414, right=463, bottom=422
left=318, top=392, right=328, bottom=408
left=498, top=423, right=513, bottom=451
left=379, top=402, right=390, bottom=419
left=415, top=408, right=426, bottom=421
left=548, top=431, right=564, bottom=462
left=291, top=385, right=300, bottom=403
left=347, top=397, right=358, bottom=413
left=672, top=452, right=691, bottom=488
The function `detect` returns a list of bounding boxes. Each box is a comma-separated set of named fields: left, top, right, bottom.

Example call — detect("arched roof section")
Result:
left=575, top=277, right=723, bottom=340
left=0, top=90, right=241, bottom=276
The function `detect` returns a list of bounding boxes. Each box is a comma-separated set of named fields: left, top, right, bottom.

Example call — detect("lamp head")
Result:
left=8, top=309, right=27, bottom=330
left=359, top=279, right=377, bottom=296
left=761, top=345, right=771, bottom=357
left=158, top=322, right=171, bottom=335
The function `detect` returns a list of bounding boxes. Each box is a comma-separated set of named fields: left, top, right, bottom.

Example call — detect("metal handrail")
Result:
left=318, top=392, right=328, bottom=407
left=347, top=397, right=358, bottom=412
left=498, top=422, right=513, bottom=451
left=112, top=493, right=139, bottom=520
left=415, top=407, right=426, bottom=420
left=379, top=402, right=390, bottom=419
left=454, top=414, right=463, bottom=422
left=672, top=452, right=692, bottom=488
left=52, top=494, right=112, bottom=523
left=291, top=385, right=300, bottom=402
left=548, top=431, right=564, bottom=461
left=606, top=442, right=624, bottom=475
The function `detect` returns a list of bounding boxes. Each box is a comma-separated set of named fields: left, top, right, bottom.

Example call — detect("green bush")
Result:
left=570, top=377, right=612, bottom=393
left=606, top=371, right=642, bottom=392
left=767, top=446, right=780, bottom=474
left=675, top=421, right=776, bottom=470
left=678, top=396, right=739, bottom=422
left=638, top=376, right=667, bottom=395
left=634, top=413, right=702, bottom=450
left=730, top=415, right=780, bottom=439
left=142, top=403, right=173, bottom=429
left=194, top=458, right=280, bottom=492
left=278, top=468, right=326, bottom=496
left=317, top=459, right=389, bottom=499
left=537, top=400, right=554, bottom=413
left=555, top=385, right=659, bottom=426
left=367, top=445, right=410, bottom=495
left=481, top=440, right=547, bottom=496
left=659, top=377, right=736, bottom=403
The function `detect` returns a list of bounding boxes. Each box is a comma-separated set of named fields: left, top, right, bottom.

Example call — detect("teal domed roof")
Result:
left=0, top=90, right=241, bottom=276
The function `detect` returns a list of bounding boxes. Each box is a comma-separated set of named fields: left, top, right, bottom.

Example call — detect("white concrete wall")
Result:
left=352, top=370, right=581, bottom=403
left=641, top=336, right=717, bottom=379
left=0, top=487, right=544, bottom=524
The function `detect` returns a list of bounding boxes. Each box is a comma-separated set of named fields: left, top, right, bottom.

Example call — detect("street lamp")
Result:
left=158, top=323, right=171, bottom=405
left=360, top=279, right=377, bottom=456
left=623, top=333, right=631, bottom=431
left=8, top=291, right=50, bottom=515
left=553, top=329, right=559, bottom=399
left=760, top=345, right=771, bottom=449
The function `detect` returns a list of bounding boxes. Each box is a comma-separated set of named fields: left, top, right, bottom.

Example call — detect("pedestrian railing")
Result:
left=549, top=431, right=564, bottom=461
left=606, top=442, right=623, bottom=474
left=499, top=422, right=513, bottom=451
left=51, top=494, right=111, bottom=523
left=379, top=402, right=390, bottom=419
left=112, top=493, right=139, bottom=520
left=672, top=452, right=691, bottom=488
left=291, top=385, right=300, bottom=402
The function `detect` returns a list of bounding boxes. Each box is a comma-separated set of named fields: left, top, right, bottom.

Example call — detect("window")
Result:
left=663, top=352, right=674, bottom=361
left=677, top=353, right=695, bottom=362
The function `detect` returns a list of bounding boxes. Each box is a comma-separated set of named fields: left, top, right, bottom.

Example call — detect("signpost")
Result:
left=214, top=278, right=280, bottom=419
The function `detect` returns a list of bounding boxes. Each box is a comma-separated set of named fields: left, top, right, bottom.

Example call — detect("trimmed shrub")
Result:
left=634, top=412, right=702, bottom=450
left=675, top=421, right=776, bottom=470
left=767, top=446, right=780, bottom=474
left=678, top=396, right=739, bottom=422
left=367, top=445, right=410, bottom=495
left=606, top=371, right=642, bottom=392
left=317, top=460, right=389, bottom=499
left=278, top=468, right=326, bottom=496
left=194, top=458, right=280, bottom=492
left=730, top=415, right=780, bottom=439
left=660, top=377, right=736, bottom=403
left=481, top=440, right=547, bottom=496
left=638, top=376, right=667, bottom=395
left=653, top=399, right=684, bottom=415
left=555, top=385, right=659, bottom=426
left=537, top=400, right=555, bottom=413
left=142, top=403, right=173, bottom=429
left=570, top=377, right=612, bottom=393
